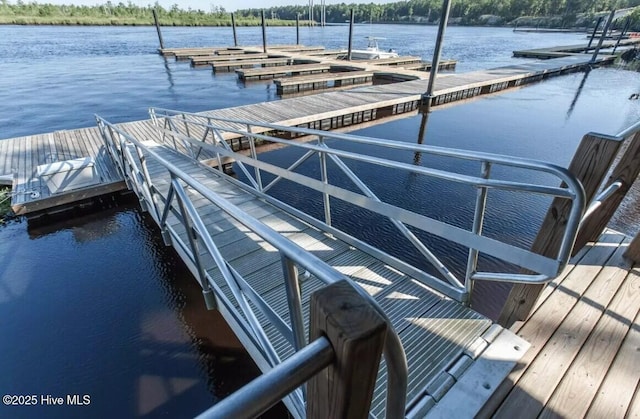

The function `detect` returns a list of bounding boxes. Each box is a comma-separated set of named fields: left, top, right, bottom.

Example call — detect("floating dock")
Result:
left=2, top=39, right=640, bottom=418
left=0, top=51, right=618, bottom=215
left=513, top=37, right=640, bottom=58
left=274, top=70, right=375, bottom=95
left=485, top=229, right=640, bottom=418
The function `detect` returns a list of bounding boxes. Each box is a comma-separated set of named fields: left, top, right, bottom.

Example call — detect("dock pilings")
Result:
left=152, top=9, right=164, bottom=50
left=500, top=125, right=640, bottom=327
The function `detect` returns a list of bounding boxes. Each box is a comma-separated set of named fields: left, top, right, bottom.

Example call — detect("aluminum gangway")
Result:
left=95, top=109, right=585, bottom=418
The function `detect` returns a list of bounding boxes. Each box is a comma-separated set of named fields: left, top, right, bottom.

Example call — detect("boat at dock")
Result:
left=341, top=36, right=399, bottom=60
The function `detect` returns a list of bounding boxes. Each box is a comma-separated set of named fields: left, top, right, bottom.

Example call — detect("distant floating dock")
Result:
left=0, top=44, right=619, bottom=216
left=2, top=39, right=640, bottom=419
left=513, top=38, right=640, bottom=58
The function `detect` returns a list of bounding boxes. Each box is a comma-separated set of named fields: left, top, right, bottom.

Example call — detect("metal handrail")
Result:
left=579, top=122, right=640, bottom=224
left=95, top=116, right=408, bottom=419
left=197, top=336, right=334, bottom=419
left=149, top=107, right=586, bottom=291
left=616, top=119, right=640, bottom=139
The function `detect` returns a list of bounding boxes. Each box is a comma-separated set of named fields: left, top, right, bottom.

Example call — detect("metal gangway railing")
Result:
left=96, top=108, right=589, bottom=418
left=95, top=116, right=408, bottom=419
left=149, top=107, right=587, bottom=302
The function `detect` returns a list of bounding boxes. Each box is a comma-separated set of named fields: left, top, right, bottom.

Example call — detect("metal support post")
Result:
left=347, top=9, right=354, bottom=61
left=261, top=10, right=267, bottom=53
left=231, top=13, right=238, bottom=46
left=152, top=9, right=165, bottom=50
left=586, top=16, right=603, bottom=51
left=423, top=0, right=452, bottom=112
left=591, top=10, right=615, bottom=63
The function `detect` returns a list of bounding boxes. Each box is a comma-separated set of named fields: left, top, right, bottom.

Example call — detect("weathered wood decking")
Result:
left=237, top=63, right=332, bottom=81
left=0, top=128, right=124, bottom=214
left=200, top=53, right=615, bottom=136
left=274, top=70, right=375, bottom=95
left=513, top=37, right=640, bottom=58
left=0, top=52, right=617, bottom=215
left=482, top=229, right=640, bottom=418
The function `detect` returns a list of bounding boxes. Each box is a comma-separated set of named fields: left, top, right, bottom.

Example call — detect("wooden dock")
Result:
left=514, top=38, right=640, bottom=58
left=202, top=54, right=616, bottom=137
left=481, top=229, right=640, bottom=419
left=211, top=57, right=299, bottom=72
left=3, top=37, right=640, bottom=417
left=191, top=52, right=270, bottom=67
left=0, top=52, right=617, bottom=215
left=0, top=128, right=124, bottom=215
left=274, top=71, right=375, bottom=95
left=236, top=63, right=331, bottom=81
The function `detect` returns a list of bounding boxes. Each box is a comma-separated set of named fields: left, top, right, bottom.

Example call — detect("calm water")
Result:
left=1, top=24, right=639, bottom=417
left=0, top=24, right=594, bottom=138
left=0, top=202, right=289, bottom=418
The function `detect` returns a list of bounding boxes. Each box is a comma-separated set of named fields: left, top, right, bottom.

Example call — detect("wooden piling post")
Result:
left=307, top=280, right=387, bottom=418
left=296, top=13, right=300, bottom=45
left=499, top=133, right=623, bottom=328
left=261, top=10, right=267, bottom=53
left=574, top=130, right=640, bottom=251
left=231, top=13, right=238, bottom=47
left=152, top=9, right=165, bottom=51
left=624, top=231, right=640, bottom=263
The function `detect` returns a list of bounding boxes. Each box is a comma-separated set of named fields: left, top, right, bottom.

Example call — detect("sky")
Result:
left=21, top=0, right=398, bottom=13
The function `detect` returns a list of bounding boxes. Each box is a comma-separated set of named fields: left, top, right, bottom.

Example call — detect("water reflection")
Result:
left=565, top=69, right=590, bottom=120
left=0, top=204, right=287, bottom=418
left=413, top=109, right=430, bottom=165
left=162, top=56, right=175, bottom=90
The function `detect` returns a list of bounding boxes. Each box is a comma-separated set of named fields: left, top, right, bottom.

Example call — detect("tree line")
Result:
left=1, top=0, right=639, bottom=29
left=239, top=1, right=640, bottom=29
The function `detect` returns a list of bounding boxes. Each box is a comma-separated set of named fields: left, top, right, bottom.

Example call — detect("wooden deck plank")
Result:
left=191, top=52, right=269, bottom=64
left=493, top=237, right=629, bottom=418
left=539, top=245, right=639, bottom=418
left=627, top=385, right=640, bottom=419
left=237, top=63, right=330, bottom=80
left=583, top=291, right=640, bottom=418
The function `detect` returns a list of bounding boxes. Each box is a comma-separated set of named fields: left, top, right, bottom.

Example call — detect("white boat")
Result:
left=343, top=36, right=399, bottom=60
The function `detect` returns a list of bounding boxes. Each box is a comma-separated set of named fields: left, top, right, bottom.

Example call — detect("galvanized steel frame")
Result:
left=95, top=116, right=408, bottom=419
left=149, top=107, right=586, bottom=294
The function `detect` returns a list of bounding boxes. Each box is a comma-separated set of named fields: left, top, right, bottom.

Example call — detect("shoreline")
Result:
left=0, top=20, right=589, bottom=31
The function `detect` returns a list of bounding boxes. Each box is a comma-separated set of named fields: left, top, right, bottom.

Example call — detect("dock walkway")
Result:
left=97, top=112, right=640, bottom=418
left=201, top=54, right=615, bottom=136
left=0, top=53, right=617, bottom=215
left=95, top=116, right=542, bottom=418
left=513, top=38, right=640, bottom=58
left=483, top=229, right=640, bottom=419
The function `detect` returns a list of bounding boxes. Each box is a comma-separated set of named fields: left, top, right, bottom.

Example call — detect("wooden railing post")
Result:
left=624, top=231, right=640, bottom=263
left=499, top=133, right=623, bottom=328
left=307, top=280, right=388, bottom=418
left=574, top=130, right=640, bottom=251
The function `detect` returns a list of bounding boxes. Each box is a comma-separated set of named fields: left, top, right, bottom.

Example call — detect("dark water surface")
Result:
left=0, top=24, right=593, bottom=138
left=1, top=24, right=639, bottom=418
left=0, top=203, right=290, bottom=418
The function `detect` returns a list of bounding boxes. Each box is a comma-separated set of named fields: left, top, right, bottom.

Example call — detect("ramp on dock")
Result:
left=90, top=108, right=589, bottom=417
